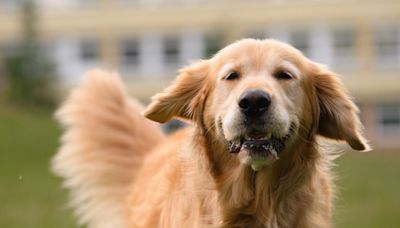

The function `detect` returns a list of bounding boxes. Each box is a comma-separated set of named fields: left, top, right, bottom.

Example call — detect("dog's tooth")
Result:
left=260, top=133, right=271, bottom=140
left=270, top=149, right=279, bottom=160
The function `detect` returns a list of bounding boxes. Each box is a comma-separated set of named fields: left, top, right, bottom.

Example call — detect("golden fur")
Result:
left=53, top=39, right=370, bottom=228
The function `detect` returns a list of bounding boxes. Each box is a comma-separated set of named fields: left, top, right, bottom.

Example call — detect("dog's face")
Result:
left=144, top=39, right=369, bottom=170
left=208, top=40, right=307, bottom=169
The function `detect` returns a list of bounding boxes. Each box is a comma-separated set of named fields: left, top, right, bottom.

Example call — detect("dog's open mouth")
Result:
left=227, top=126, right=294, bottom=170
left=228, top=133, right=289, bottom=157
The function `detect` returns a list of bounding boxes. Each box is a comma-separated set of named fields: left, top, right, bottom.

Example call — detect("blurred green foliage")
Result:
left=3, top=0, right=57, bottom=108
left=0, top=106, right=399, bottom=227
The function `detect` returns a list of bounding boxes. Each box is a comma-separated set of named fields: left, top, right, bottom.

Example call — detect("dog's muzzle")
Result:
left=227, top=124, right=294, bottom=171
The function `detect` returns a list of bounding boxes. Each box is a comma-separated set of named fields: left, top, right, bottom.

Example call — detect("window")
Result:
left=163, top=36, right=180, bottom=67
left=0, top=0, right=20, bottom=10
left=374, top=26, right=400, bottom=67
left=332, top=28, right=355, bottom=67
left=79, top=39, right=98, bottom=62
left=290, top=30, right=310, bottom=57
left=205, top=34, right=222, bottom=58
left=378, top=104, right=400, bottom=133
left=120, top=39, right=140, bottom=68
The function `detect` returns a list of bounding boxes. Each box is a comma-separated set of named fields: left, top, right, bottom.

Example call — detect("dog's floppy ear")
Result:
left=143, top=60, right=210, bottom=123
left=312, top=64, right=370, bottom=151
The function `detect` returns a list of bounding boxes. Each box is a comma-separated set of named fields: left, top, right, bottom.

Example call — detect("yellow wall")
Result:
left=1, top=0, right=399, bottom=147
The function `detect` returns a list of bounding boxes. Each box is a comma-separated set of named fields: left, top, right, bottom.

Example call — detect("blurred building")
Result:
left=0, top=0, right=399, bottom=148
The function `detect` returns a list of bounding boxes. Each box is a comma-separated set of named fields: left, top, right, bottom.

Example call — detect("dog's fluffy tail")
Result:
left=52, top=70, right=165, bottom=228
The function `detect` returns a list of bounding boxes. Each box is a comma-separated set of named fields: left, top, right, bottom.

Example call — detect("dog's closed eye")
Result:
left=224, top=71, right=240, bottom=81
left=274, top=70, right=294, bottom=80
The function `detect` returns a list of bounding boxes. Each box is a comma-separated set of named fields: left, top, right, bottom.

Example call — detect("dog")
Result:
left=52, top=39, right=370, bottom=228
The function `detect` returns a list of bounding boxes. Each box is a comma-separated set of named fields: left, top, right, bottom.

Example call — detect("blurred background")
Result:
left=0, top=0, right=399, bottom=227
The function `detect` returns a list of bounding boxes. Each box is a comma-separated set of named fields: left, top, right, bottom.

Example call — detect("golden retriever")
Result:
left=52, top=39, right=370, bottom=228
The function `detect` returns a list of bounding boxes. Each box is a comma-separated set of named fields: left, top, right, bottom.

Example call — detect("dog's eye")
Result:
left=225, top=71, right=240, bottom=80
left=275, top=71, right=294, bottom=80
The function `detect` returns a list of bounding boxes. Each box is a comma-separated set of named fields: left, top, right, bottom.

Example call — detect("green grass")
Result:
left=0, top=107, right=78, bottom=228
left=0, top=106, right=399, bottom=228
left=334, top=152, right=400, bottom=228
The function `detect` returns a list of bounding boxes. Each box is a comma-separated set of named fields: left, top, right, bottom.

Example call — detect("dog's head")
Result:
left=144, top=39, right=370, bottom=170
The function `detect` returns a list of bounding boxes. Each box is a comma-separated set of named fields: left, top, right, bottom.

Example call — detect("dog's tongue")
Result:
left=228, top=132, right=268, bottom=153
left=247, top=132, right=265, bottom=139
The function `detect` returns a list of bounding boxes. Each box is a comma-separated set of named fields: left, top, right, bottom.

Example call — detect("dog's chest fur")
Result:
left=177, top=133, right=333, bottom=228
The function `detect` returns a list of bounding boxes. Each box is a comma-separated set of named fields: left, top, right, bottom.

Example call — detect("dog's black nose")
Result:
left=238, top=89, right=271, bottom=116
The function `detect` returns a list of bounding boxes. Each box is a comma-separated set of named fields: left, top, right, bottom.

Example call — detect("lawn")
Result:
left=0, top=107, right=77, bottom=228
left=334, top=152, right=400, bottom=228
left=0, top=107, right=399, bottom=228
